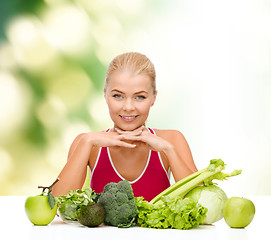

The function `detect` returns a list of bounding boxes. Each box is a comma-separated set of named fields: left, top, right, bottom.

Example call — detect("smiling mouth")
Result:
left=120, top=115, right=138, bottom=121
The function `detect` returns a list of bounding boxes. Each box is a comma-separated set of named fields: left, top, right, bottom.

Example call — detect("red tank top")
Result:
left=90, top=128, right=171, bottom=201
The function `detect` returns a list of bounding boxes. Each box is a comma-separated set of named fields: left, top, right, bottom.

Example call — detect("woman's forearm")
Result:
left=162, top=144, right=194, bottom=181
left=52, top=135, right=93, bottom=196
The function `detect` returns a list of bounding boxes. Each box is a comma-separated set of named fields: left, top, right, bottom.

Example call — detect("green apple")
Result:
left=223, top=197, right=255, bottom=228
left=25, top=178, right=59, bottom=225
left=25, top=195, right=57, bottom=225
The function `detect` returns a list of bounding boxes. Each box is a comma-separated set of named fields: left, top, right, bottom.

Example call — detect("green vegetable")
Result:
left=78, top=202, right=106, bottom=227
left=185, top=185, right=228, bottom=224
left=56, top=187, right=97, bottom=221
left=150, top=159, right=241, bottom=206
left=97, top=180, right=138, bottom=228
left=136, top=196, right=207, bottom=230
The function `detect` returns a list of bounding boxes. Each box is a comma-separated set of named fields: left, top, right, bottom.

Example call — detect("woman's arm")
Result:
left=160, top=130, right=197, bottom=181
left=51, top=133, right=93, bottom=197
left=52, top=130, right=140, bottom=197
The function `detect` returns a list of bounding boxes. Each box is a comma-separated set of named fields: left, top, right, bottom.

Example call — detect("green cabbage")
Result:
left=185, top=185, right=228, bottom=224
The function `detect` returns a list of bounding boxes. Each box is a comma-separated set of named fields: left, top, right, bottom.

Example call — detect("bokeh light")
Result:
left=43, top=3, right=93, bottom=57
left=0, top=0, right=156, bottom=195
left=6, top=15, right=57, bottom=70
left=0, top=0, right=270, bottom=196
left=0, top=71, right=31, bottom=139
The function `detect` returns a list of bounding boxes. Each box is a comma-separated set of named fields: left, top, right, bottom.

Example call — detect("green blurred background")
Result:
left=1, top=0, right=270, bottom=196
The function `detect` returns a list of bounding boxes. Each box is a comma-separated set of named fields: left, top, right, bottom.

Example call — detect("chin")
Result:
left=118, top=126, right=137, bottom=131
left=116, top=123, right=143, bottom=131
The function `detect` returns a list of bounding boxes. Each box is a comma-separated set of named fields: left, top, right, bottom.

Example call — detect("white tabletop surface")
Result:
left=1, top=196, right=270, bottom=240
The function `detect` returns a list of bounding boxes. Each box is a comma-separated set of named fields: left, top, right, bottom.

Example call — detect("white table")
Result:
left=1, top=196, right=269, bottom=240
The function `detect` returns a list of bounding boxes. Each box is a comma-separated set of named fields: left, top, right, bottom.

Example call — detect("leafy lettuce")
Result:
left=136, top=196, right=207, bottom=230
left=56, top=187, right=98, bottom=221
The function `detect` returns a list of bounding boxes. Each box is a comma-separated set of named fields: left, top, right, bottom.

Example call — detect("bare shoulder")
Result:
left=68, top=132, right=98, bottom=158
left=67, top=133, right=87, bottom=159
left=73, top=133, right=87, bottom=143
left=70, top=130, right=104, bottom=147
left=153, top=129, right=186, bottom=143
left=153, top=128, right=192, bottom=151
left=69, top=133, right=87, bottom=149
left=67, top=132, right=100, bottom=169
left=154, top=128, right=197, bottom=172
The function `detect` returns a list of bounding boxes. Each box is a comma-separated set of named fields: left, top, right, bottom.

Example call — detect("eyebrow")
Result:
left=111, top=89, right=148, bottom=94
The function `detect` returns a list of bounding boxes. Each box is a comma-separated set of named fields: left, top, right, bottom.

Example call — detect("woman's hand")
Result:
left=82, top=126, right=145, bottom=149
left=115, top=127, right=173, bottom=153
left=117, top=127, right=197, bottom=181
left=82, top=131, right=134, bottom=148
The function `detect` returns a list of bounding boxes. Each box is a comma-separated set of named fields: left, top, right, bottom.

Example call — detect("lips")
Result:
left=120, top=115, right=138, bottom=122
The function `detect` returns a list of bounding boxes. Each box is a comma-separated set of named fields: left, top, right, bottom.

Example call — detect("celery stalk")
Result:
left=150, top=159, right=241, bottom=206
left=150, top=168, right=207, bottom=205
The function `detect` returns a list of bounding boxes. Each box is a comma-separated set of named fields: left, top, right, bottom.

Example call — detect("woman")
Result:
left=52, top=52, right=197, bottom=201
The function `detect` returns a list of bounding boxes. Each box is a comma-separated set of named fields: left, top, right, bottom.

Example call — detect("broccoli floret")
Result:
left=97, top=180, right=138, bottom=228
left=117, top=180, right=134, bottom=199
left=116, top=192, right=129, bottom=204
left=97, top=191, right=114, bottom=206
left=103, top=182, right=117, bottom=192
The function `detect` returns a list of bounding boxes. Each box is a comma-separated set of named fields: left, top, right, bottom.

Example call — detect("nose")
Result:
left=123, top=98, right=135, bottom=111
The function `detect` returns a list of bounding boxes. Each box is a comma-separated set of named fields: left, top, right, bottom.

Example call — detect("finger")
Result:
left=115, top=128, right=132, bottom=134
left=131, top=129, right=143, bottom=136
left=135, top=125, right=145, bottom=131
left=122, top=135, right=143, bottom=141
left=116, top=135, right=126, bottom=140
left=117, top=141, right=137, bottom=148
left=131, top=125, right=144, bottom=133
left=115, top=135, right=138, bottom=146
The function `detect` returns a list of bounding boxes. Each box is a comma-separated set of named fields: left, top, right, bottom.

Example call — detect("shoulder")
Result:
left=67, top=133, right=86, bottom=158
left=152, top=128, right=189, bottom=146
left=153, top=128, right=184, bottom=140
left=67, top=131, right=101, bottom=159
left=70, top=132, right=88, bottom=149
left=69, top=133, right=86, bottom=148
left=71, top=129, right=108, bottom=146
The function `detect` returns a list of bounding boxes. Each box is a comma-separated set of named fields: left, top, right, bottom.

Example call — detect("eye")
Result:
left=112, top=94, right=123, bottom=99
left=136, top=95, right=146, bottom=100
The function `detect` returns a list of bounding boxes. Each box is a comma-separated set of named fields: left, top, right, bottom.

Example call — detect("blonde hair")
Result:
left=105, top=52, right=156, bottom=93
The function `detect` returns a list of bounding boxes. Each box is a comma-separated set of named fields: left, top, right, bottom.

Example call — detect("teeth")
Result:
left=122, top=116, right=136, bottom=119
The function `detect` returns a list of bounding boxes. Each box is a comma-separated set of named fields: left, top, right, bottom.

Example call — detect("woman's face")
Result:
left=104, top=70, right=157, bottom=131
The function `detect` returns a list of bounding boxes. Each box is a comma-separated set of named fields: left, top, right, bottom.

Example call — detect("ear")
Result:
left=151, top=90, right=158, bottom=106
left=103, top=87, right=106, bottom=97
